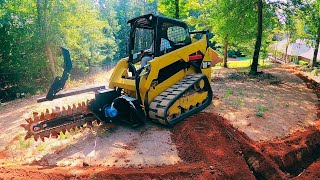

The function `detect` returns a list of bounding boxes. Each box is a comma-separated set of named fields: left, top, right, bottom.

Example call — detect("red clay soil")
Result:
left=0, top=113, right=319, bottom=179
left=0, top=163, right=210, bottom=180
left=171, top=112, right=285, bottom=179
left=0, top=113, right=285, bottom=180
left=257, top=122, right=320, bottom=177
left=294, top=159, right=320, bottom=179
left=256, top=68, right=320, bottom=179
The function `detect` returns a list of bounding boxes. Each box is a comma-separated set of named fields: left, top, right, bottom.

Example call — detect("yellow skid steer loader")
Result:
left=21, top=14, right=214, bottom=141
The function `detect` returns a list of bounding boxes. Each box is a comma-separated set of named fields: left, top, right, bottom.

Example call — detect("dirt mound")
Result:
left=171, top=112, right=285, bottom=179
left=258, top=122, right=320, bottom=177
left=0, top=163, right=208, bottom=180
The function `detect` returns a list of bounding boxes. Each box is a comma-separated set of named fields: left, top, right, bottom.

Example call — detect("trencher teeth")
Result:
left=67, top=105, right=72, bottom=115
left=21, top=100, right=91, bottom=142
left=25, top=118, right=32, bottom=123
left=40, top=112, right=45, bottom=121
left=20, top=124, right=30, bottom=131
left=40, top=135, right=45, bottom=142
left=24, top=132, right=32, bottom=140
left=33, top=135, right=39, bottom=141
left=33, top=112, right=39, bottom=117
left=61, top=128, right=67, bottom=135
left=34, top=115, right=40, bottom=122
left=51, top=131, right=58, bottom=139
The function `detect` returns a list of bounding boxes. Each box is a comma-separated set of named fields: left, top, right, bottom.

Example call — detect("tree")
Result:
left=37, top=0, right=57, bottom=77
left=156, top=0, right=188, bottom=19
left=0, top=0, right=115, bottom=97
left=305, top=0, right=320, bottom=67
left=293, top=0, right=320, bottom=67
left=250, top=0, right=263, bottom=74
left=186, top=0, right=258, bottom=68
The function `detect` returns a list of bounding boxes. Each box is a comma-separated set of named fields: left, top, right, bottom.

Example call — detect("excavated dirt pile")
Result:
left=171, top=112, right=285, bottom=179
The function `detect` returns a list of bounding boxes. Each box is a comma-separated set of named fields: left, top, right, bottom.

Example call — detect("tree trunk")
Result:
left=175, top=0, right=179, bottom=19
left=250, top=0, right=263, bottom=74
left=223, top=35, right=228, bottom=68
left=89, top=48, right=93, bottom=74
left=38, top=0, right=56, bottom=78
left=284, top=42, right=289, bottom=63
left=46, top=44, right=56, bottom=78
left=312, top=26, right=320, bottom=67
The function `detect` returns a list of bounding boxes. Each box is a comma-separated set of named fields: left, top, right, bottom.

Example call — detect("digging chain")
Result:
left=20, top=101, right=95, bottom=141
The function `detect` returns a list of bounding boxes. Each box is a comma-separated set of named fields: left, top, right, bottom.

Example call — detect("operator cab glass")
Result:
left=132, top=28, right=153, bottom=62
left=127, top=14, right=191, bottom=65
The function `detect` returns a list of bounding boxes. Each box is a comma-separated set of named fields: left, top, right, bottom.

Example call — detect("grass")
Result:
left=236, top=57, right=250, bottom=61
left=223, top=89, right=234, bottom=99
left=256, top=105, right=268, bottom=117
left=231, top=99, right=245, bottom=108
left=17, top=134, right=32, bottom=149
left=239, top=89, right=244, bottom=96
left=214, top=59, right=271, bottom=69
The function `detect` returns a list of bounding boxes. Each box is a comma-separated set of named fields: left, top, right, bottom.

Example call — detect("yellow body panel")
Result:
left=108, top=34, right=213, bottom=109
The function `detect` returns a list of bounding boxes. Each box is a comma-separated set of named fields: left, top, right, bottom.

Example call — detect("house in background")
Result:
left=270, top=39, right=320, bottom=63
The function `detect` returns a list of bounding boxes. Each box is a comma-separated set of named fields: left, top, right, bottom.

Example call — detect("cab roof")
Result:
left=127, top=14, right=188, bottom=30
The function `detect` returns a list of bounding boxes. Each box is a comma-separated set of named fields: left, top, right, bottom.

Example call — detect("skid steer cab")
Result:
left=22, top=14, right=214, bottom=141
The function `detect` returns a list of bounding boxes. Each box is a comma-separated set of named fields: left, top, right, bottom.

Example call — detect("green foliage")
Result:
left=154, top=0, right=188, bottom=19
left=298, top=60, right=309, bottom=66
left=0, top=0, right=158, bottom=100
left=223, top=89, right=234, bottom=99
left=256, top=105, right=268, bottom=117
left=17, top=134, right=31, bottom=149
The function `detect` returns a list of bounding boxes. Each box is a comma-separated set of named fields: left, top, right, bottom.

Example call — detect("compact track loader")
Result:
left=21, top=14, right=214, bottom=141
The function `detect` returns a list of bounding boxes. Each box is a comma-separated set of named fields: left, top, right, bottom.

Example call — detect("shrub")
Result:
left=223, top=89, right=234, bottom=98
left=298, top=60, right=309, bottom=66
left=256, top=105, right=268, bottom=117
left=227, top=50, right=236, bottom=57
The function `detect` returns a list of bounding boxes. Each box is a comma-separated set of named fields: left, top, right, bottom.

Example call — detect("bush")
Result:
left=227, top=50, right=236, bottom=57
left=298, top=60, right=309, bottom=66
left=256, top=105, right=268, bottom=117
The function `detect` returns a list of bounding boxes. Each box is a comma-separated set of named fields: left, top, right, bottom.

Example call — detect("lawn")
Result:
left=214, top=59, right=271, bottom=69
